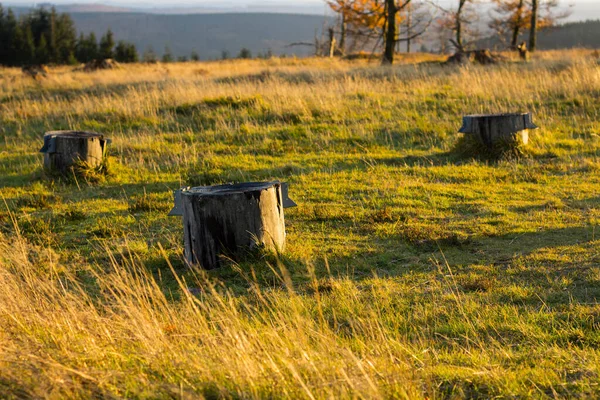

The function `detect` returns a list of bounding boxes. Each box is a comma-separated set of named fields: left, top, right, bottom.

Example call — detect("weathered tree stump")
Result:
left=179, top=182, right=289, bottom=269
left=22, top=65, right=48, bottom=79
left=40, top=131, right=110, bottom=174
left=445, top=49, right=502, bottom=65
left=517, top=42, right=529, bottom=61
left=459, top=113, right=538, bottom=148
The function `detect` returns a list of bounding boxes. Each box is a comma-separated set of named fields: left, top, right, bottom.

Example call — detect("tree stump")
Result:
left=40, top=131, right=110, bottom=174
left=459, top=113, right=538, bottom=148
left=181, top=182, right=287, bottom=269
left=517, top=42, right=529, bottom=61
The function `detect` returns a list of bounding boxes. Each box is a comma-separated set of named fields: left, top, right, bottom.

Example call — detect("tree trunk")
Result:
left=328, top=27, right=336, bottom=58
left=181, top=182, right=286, bottom=270
left=406, top=6, right=412, bottom=53
left=510, top=0, right=525, bottom=48
left=41, top=131, right=108, bottom=174
left=339, top=12, right=347, bottom=55
left=456, top=0, right=466, bottom=51
left=382, top=0, right=397, bottom=65
left=529, top=0, right=538, bottom=52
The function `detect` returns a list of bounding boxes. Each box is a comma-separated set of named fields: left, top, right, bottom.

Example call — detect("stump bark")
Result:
left=446, top=49, right=501, bottom=65
left=181, top=182, right=287, bottom=269
left=459, top=113, right=538, bottom=148
left=41, top=131, right=109, bottom=174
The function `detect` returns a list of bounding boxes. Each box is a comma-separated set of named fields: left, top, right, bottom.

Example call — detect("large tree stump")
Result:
left=40, top=131, right=109, bottom=174
left=459, top=113, right=538, bottom=148
left=181, top=182, right=287, bottom=269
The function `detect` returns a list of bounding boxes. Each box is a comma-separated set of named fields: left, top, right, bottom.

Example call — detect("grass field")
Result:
left=1, top=50, right=600, bottom=398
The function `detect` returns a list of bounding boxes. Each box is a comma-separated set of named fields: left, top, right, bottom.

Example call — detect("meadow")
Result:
left=1, top=50, right=600, bottom=398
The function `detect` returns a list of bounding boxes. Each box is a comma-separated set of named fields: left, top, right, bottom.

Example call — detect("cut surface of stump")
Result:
left=459, top=113, right=538, bottom=148
left=40, top=131, right=109, bottom=174
left=181, top=181, right=287, bottom=269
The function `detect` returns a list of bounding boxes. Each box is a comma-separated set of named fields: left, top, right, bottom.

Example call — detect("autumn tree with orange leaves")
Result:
left=327, top=0, right=432, bottom=65
left=489, top=0, right=571, bottom=50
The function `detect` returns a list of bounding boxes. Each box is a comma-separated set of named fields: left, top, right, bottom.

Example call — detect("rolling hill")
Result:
left=69, top=12, right=332, bottom=59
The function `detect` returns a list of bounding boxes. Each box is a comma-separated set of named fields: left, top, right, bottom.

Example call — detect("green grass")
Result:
left=1, top=53, right=600, bottom=398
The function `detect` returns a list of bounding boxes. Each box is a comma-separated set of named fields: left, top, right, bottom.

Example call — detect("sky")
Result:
left=4, top=0, right=596, bottom=7
left=6, top=0, right=321, bottom=5
left=5, top=0, right=597, bottom=2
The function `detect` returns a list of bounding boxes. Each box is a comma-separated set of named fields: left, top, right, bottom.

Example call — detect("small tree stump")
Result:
left=459, top=113, right=538, bottom=148
left=181, top=182, right=287, bottom=269
left=517, top=42, right=529, bottom=61
left=40, top=131, right=109, bottom=174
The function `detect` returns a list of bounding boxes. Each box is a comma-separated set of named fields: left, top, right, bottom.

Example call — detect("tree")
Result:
left=237, top=48, right=252, bottom=59
left=490, top=0, right=527, bottom=48
left=441, top=0, right=479, bottom=51
left=142, top=47, right=157, bottom=63
left=327, top=0, right=432, bottom=64
left=1, top=9, right=27, bottom=66
left=49, top=7, right=59, bottom=63
left=36, top=34, right=49, bottom=64
left=190, top=51, right=200, bottom=61
left=529, top=0, right=538, bottom=51
left=53, top=13, right=77, bottom=64
left=0, top=4, right=133, bottom=67
left=454, top=0, right=469, bottom=50
left=76, top=32, right=99, bottom=63
left=383, top=0, right=398, bottom=64
left=0, top=6, right=7, bottom=64
left=99, top=30, right=115, bottom=60
left=115, top=40, right=138, bottom=63
left=25, top=7, right=66, bottom=64
left=162, top=47, right=173, bottom=63
left=22, top=26, right=36, bottom=65
left=490, top=0, right=569, bottom=50
left=433, top=0, right=479, bottom=52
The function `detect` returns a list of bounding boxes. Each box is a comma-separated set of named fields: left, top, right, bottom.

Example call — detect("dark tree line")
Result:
left=0, top=4, right=138, bottom=67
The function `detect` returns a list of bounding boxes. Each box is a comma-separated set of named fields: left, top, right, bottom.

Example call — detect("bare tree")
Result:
left=455, top=0, right=470, bottom=50
left=489, top=0, right=527, bottom=48
left=432, top=0, right=479, bottom=52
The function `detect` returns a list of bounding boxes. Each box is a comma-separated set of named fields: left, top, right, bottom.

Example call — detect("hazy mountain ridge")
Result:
left=6, top=2, right=328, bottom=15
left=68, top=13, right=600, bottom=60
left=69, top=12, right=332, bottom=59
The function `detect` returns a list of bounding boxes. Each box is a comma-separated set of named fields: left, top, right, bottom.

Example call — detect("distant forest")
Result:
left=0, top=4, right=138, bottom=67
left=480, top=20, right=600, bottom=50
left=536, top=20, right=600, bottom=50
